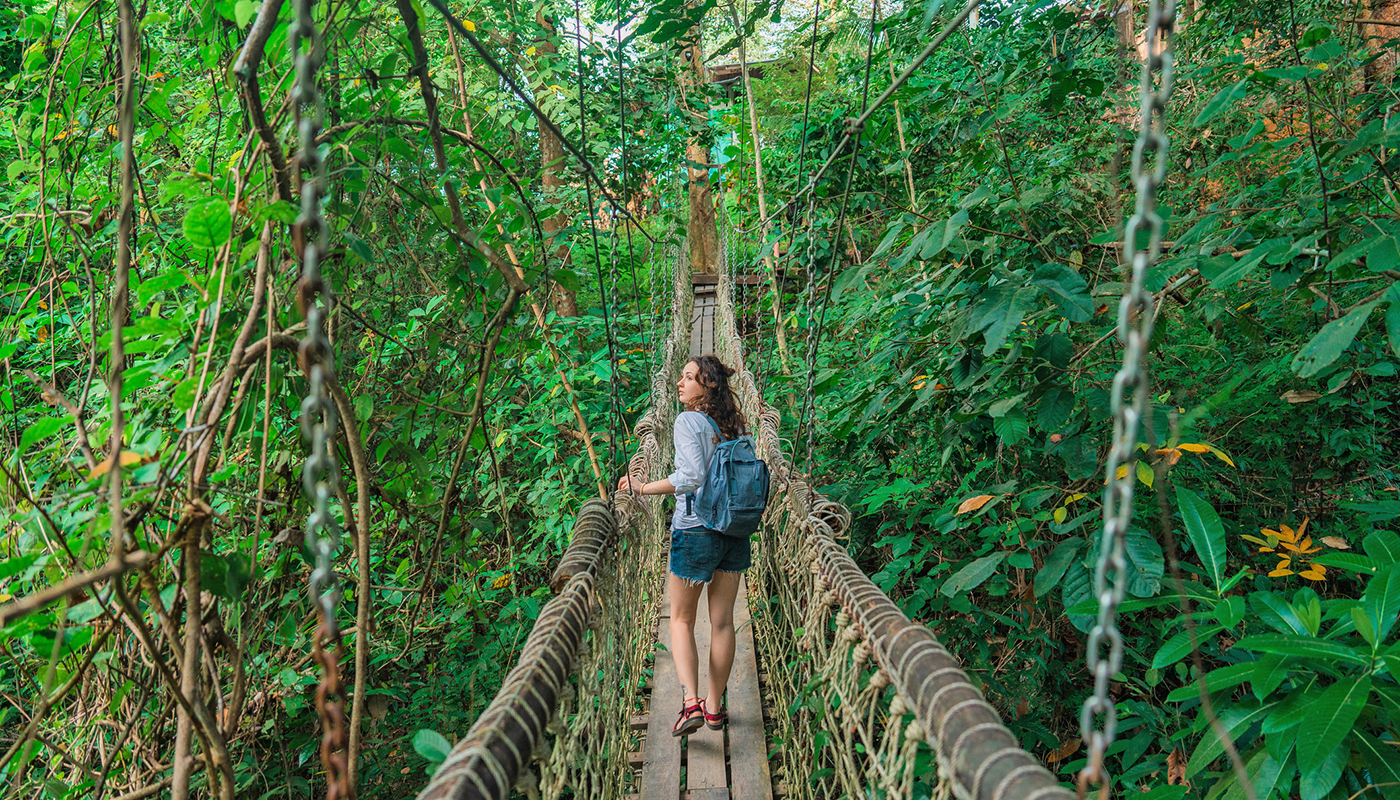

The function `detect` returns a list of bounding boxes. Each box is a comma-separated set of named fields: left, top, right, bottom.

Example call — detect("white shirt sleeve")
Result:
left=667, top=413, right=708, bottom=495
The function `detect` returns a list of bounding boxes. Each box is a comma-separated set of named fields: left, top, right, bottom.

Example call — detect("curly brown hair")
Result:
left=688, top=355, right=748, bottom=440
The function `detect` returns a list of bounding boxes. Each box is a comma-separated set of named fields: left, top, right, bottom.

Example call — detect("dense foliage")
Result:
left=1, top=0, right=1398, bottom=796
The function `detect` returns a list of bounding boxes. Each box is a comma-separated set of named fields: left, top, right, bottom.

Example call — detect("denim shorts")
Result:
left=669, top=526, right=752, bottom=584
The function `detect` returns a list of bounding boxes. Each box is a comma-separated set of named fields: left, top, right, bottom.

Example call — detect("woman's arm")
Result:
left=617, top=475, right=676, bottom=495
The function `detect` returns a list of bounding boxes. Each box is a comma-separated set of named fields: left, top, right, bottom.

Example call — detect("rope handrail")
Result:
left=415, top=242, right=692, bottom=800
left=711, top=231, right=1074, bottom=800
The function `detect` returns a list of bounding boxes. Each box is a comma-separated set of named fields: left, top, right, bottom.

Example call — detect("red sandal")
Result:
left=672, top=698, right=704, bottom=737
left=703, top=700, right=726, bottom=730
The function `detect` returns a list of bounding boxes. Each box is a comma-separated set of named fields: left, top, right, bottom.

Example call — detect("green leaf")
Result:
left=1367, top=530, right=1400, bottom=566
left=1232, top=634, right=1368, bottom=665
left=1030, top=263, right=1094, bottom=322
left=1165, top=661, right=1254, bottom=703
left=1353, top=731, right=1400, bottom=800
left=1194, top=79, right=1249, bottom=126
left=1251, top=653, right=1292, bottom=700
left=412, top=728, right=453, bottom=764
left=1185, top=699, right=1275, bottom=778
left=1152, top=623, right=1224, bottom=669
left=1296, top=674, right=1370, bottom=775
left=1124, top=528, right=1165, bottom=597
left=234, top=0, right=258, bottom=27
left=1061, top=558, right=1095, bottom=632
left=1036, top=388, right=1075, bottom=431
left=1292, top=298, right=1383, bottom=378
left=1311, top=551, right=1378, bottom=575
left=1386, top=287, right=1400, bottom=358
left=1175, top=487, right=1227, bottom=590
left=343, top=231, right=376, bottom=264
left=1034, top=333, right=1074, bottom=369
left=200, top=552, right=253, bottom=601
left=553, top=269, right=582, bottom=294
left=183, top=198, right=233, bottom=250
left=988, top=393, right=1027, bottom=417
left=940, top=553, right=1006, bottom=597
left=970, top=282, right=1040, bottom=355
left=1034, top=538, right=1081, bottom=597
left=992, top=406, right=1029, bottom=445
left=1299, top=732, right=1349, bottom=800
left=1364, top=563, right=1400, bottom=644
left=20, top=417, right=68, bottom=451
left=1208, top=239, right=1289, bottom=288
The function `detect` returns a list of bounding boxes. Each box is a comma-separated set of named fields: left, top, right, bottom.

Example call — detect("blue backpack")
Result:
left=686, top=415, right=771, bottom=538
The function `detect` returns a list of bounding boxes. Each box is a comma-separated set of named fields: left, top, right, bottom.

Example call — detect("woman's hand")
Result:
left=617, top=475, right=640, bottom=494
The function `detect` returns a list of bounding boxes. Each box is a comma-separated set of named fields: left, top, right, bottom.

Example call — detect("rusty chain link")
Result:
left=291, top=0, right=356, bottom=795
left=1079, top=0, right=1176, bottom=794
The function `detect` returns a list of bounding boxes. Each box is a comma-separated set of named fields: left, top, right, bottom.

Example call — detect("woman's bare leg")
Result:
left=705, top=570, right=743, bottom=706
left=668, top=573, right=706, bottom=704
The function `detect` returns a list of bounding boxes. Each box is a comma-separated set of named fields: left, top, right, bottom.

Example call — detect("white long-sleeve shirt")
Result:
left=667, top=411, right=720, bottom=530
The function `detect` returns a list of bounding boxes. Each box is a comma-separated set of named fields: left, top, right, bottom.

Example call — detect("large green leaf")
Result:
left=1251, top=653, right=1292, bottom=700
left=1296, top=675, right=1370, bottom=775
left=992, top=406, right=1029, bottom=445
left=1124, top=527, right=1164, bottom=597
left=1364, top=563, right=1400, bottom=645
left=412, top=728, right=452, bottom=764
left=1232, top=634, right=1368, bottom=665
left=970, top=282, right=1040, bottom=355
left=1165, top=661, right=1254, bottom=702
left=1152, top=623, right=1224, bottom=669
left=940, top=553, right=1006, bottom=597
left=1036, top=387, right=1076, bottom=430
left=1034, top=538, right=1081, bottom=597
left=182, top=197, right=233, bottom=250
left=1031, top=263, right=1095, bottom=322
left=1366, top=530, right=1400, bottom=566
left=1292, top=298, right=1383, bottom=378
left=1061, top=557, right=1095, bottom=632
left=1185, top=699, right=1275, bottom=778
left=1194, top=78, right=1249, bottom=126
left=1175, top=487, right=1227, bottom=590
left=1353, top=730, right=1400, bottom=800
left=1299, top=733, right=1349, bottom=800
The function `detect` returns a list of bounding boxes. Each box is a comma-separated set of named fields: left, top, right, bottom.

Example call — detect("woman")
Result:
left=617, top=354, right=750, bottom=737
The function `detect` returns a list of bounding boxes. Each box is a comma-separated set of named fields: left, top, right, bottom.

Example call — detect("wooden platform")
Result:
left=636, top=573, right=772, bottom=800
left=690, top=293, right=716, bottom=357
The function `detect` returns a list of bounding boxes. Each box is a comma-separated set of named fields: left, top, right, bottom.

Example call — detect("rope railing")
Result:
left=416, top=241, right=692, bottom=800
left=710, top=235, right=1075, bottom=800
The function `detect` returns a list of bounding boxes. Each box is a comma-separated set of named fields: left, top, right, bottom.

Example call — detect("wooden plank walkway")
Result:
left=690, top=290, right=716, bottom=358
left=636, top=574, right=772, bottom=800
left=636, top=285, right=771, bottom=800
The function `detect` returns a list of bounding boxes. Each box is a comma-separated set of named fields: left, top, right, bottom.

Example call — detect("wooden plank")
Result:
left=687, top=585, right=727, bottom=793
left=728, top=579, right=773, bottom=800
left=642, top=583, right=683, bottom=800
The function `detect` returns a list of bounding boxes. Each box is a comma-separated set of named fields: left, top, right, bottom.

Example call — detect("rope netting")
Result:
left=416, top=243, right=692, bottom=800
left=712, top=219, right=1074, bottom=800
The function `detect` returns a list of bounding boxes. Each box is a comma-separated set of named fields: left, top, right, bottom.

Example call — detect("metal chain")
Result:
left=1079, top=0, right=1176, bottom=793
left=290, top=0, right=356, bottom=797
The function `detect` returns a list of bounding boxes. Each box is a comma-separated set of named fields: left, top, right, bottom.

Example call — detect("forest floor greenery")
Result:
left=2, top=0, right=1399, bottom=797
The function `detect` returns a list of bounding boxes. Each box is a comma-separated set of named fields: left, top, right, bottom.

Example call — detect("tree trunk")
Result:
left=535, top=11, right=579, bottom=316
left=680, top=10, right=719, bottom=275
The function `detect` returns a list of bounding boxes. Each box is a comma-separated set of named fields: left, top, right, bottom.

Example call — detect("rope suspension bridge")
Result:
left=275, top=0, right=1185, bottom=793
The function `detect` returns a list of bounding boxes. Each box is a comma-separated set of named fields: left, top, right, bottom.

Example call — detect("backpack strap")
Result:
left=687, top=414, right=724, bottom=517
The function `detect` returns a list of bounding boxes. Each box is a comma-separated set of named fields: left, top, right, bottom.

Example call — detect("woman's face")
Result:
left=677, top=361, right=705, bottom=408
